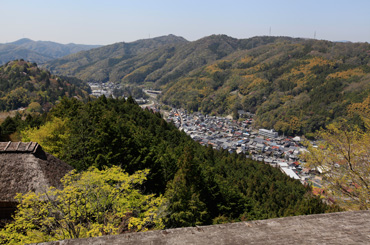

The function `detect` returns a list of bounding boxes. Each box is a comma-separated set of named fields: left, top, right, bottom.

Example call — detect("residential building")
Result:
left=259, top=129, right=278, bottom=138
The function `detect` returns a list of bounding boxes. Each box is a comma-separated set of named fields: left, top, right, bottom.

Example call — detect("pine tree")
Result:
left=164, top=145, right=209, bottom=227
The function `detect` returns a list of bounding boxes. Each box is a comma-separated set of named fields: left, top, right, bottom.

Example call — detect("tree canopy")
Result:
left=0, top=60, right=90, bottom=112
left=304, top=96, right=370, bottom=210
left=0, top=166, right=165, bottom=244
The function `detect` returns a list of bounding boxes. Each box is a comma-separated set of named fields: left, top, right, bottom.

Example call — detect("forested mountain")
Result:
left=0, top=38, right=101, bottom=65
left=45, top=35, right=370, bottom=135
left=161, top=39, right=370, bottom=135
left=1, top=96, right=338, bottom=230
left=45, top=34, right=189, bottom=82
left=45, top=35, right=289, bottom=85
left=0, top=60, right=90, bottom=111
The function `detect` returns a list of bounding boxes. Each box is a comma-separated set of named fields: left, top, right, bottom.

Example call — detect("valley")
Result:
left=0, top=34, right=369, bottom=243
left=43, top=35, right=370, bottom=135
left=2, top=0, right=370, bottom=243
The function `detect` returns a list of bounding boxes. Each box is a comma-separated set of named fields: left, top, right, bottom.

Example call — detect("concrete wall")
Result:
left=41, top=210, right=370, bottom=245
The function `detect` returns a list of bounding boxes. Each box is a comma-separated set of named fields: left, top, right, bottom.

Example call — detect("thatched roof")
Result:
left=0, top=142, right=73, bottom=203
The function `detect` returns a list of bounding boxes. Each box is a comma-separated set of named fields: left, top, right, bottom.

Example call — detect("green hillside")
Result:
left=0, top=60, right=90, bottom=111
left=161, top=39, right=370, bottom=135
left=45, top=34, right=189, bottom=82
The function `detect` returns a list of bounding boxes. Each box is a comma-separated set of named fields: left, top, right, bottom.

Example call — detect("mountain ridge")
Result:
left=161, top=38, right=370, bottom=134
left=45, top=35, right=290, bottom=84
left=45, top=34, right=189, bottom=82
left=0, top=38, right=102, bottom=65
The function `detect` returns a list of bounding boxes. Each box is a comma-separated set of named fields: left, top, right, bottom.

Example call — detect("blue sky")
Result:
left=1, top=0, right=369, bottom=45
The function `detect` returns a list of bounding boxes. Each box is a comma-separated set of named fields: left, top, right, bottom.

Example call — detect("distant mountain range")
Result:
left=0, top=38, right=101, bottom=65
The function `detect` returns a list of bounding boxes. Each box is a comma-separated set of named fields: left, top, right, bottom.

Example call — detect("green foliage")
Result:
left=0, top=112, right=45, bottom=141
left=22, top=117, right=70, bottom=158
left=0, top=166, right=165, bottom=244
left=27, top=102, right=43, bottom=113
left=0, top=60, right=90, bottom=112
left=164, top=146, right=210, bottom=227
left=22, top=96, right=187, bottom=194
left=304, top=119, right=370, bottom=210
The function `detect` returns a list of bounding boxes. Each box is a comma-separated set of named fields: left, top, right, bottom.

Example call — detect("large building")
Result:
left=258, top=128, right=278, bottom=138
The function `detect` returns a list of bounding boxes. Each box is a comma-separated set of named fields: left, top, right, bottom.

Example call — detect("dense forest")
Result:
left=0, top=60, right=90, bottom=112
left=1, top=97, right=338, bottom=230
left=45, top=35, right=370, bottom=135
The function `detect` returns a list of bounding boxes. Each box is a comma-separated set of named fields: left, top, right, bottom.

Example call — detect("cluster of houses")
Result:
left=167, top=109, right=321, bottom=186
left=88, top=82, right=148, bottom=104
left=89, top=81, right=117, bottom=97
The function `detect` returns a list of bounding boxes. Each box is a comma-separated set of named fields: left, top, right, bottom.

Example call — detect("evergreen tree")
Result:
left=165, top=145, right=209, bottom=227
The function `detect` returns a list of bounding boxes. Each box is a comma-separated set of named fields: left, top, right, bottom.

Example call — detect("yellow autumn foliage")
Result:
left=21, top=117, right=70, bottom=158
left=204, top=63, right=222, bottom=74
left=326, top=68, right=365, bottom=80
left=304, top=121, right=370, bottom=210
left=239, top=55, right=253, bottom=64
left=247, top=77, right=268, bottom=90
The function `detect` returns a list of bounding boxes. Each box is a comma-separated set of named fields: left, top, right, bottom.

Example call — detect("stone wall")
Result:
left=41, top=210, right=370, bottom=245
